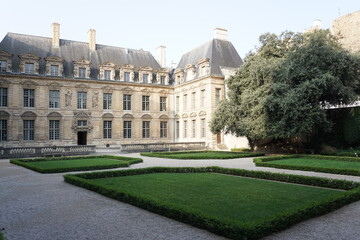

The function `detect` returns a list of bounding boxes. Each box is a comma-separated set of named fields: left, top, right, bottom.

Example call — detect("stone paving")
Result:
left=1, top=152, right=360, bottom=240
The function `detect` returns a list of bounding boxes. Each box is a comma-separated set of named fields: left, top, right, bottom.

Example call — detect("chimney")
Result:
left=52, top=22, right=60, bottom=47
left=155, top=45, right=166, bottom=68
left=87, top=29, right=96, bottom=51
left=214, top=28, right=228, bottom=41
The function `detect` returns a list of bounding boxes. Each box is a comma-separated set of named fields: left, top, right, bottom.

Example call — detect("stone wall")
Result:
left=331, top=10, right=360, bottom=53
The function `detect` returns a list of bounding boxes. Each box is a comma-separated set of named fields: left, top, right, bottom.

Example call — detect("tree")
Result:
left=211, top=30, right=360, bottom=150
left=266, top=30, right=360, bottom=139
left=210, top=32, right=303, bottom=150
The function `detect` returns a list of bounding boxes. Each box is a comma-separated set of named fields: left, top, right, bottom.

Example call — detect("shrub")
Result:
left=140, top=151, right=264, bottom=159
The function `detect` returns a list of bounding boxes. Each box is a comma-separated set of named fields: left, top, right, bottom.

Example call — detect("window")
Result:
left=0, top=60, right=7, bottom=72
left=201, top=119, right=206, bottom=138
left=49, top=90, right=60, bottom=108
left=176, top=121, right=180, bottom=138
left=160, top=121, right=167, bottom=138
left=123, top=94, right=131, bottom=110
left=0, top=88, right=8, bottom=107
left=192, top=120, right=196, bottom=138
left=77, top=120, right=87, bottom=126
left=160, top=97, right=167, bottom=111
left=103, top=93, right=112, bottom=109
left=23, top=89, right=35, bottom=107
left=103, top=121, right=112, bottom=139
left=25, top=63, right=34, bottom=74
left=49, top=120, right=60, bottom=140
left=79, top=68, right=86, bottom=78
left=176, top=96, right=179, bottom=112
left=123, top=121, right=132, bottom=138
left=104, top=70, right=111, bottom=80
left=77, top=92, right=87, bottom=109
left=183, top=94, right=187, bottom=111
left=201, top=89, right=205, bottom=108
left=143, top=74, right=149, bottom=84
left=124, top=72, right=130, bottom=82
left=215, top=88, right=221, bottom=105
left=160, top=76, right=166, bottom=85
left=142, top=121, right=150, bottom=138
left=142, top=96, right=150, bottom=111
left=0, top=120, right=7, bottom=141
left=192, top=92, right=196, bottom=109
left=23, top=120, right=34, bottom=140
left=183, top=121, right=187, bottom=138
left=50, top=65, right=59, bottom=76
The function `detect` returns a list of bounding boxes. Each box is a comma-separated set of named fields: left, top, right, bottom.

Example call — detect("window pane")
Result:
left=104, top=70, right=111, bottom=80
left=142, top=121, right=150, bottom=138
left=160, top=97, right=167, bottom=111
left=143, top=74, right=148, bottom=84
left=25, top=63, right=34, bottom=74
left=103, top=93, right=112, bottom=109
left=49, top=120, right=60, bottom=140
left=0, top=120, right=7, bottom=141
left=123, top=94, right=131, bottom=110
left=50, top=65, right=59, bottom=76
left=142, top=96, right=149, bottom=111
left=0, top=60, right=7, bottom=72
left=77, top=92, right=87, bottom=109
left=49, top=90, right=60, bottom=108
left=160, top=121, right=167, bottom=138
left=23, top=120, right=34, bottom=140
left=0, top=88, right=8, bottom=107
left=24, top=89, right=35, bottom=107
left=124, top=72, right=130, bottom=82
left=123, top=121, right=132, bottom=138
left=103, top=121, right=112, bottom=139
left=79, top=68, right=86, bottom=78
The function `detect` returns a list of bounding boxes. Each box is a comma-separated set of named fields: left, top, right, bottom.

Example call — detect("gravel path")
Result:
left=1, top=152, right=360, bottom=240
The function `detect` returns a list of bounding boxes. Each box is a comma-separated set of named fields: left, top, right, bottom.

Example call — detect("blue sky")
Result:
left=1, top=0, right=360, bottom=66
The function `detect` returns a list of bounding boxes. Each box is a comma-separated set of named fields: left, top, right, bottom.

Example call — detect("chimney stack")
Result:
left=214, top=28, right=228, bottom=41
left=88, top=29, right=96, bottom=51
left=155, top=45, right=166, bottom=68
left=52, top=22, right=60, bottom=47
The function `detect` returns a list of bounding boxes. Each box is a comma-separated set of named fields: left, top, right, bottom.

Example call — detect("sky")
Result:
left=1, top=0, right=360, bottom=67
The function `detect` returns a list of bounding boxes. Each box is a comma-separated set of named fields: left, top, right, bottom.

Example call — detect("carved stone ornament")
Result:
left=0, top=110, right=10, bottom=119
left=65, top=89, right=72, bottom=107
left=92, top=91, right=99, bottom=108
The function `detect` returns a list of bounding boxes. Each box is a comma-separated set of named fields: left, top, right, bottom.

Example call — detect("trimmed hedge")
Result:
left=64, top=167, right=360, bottom=240
left=231, top=148, right=252, bottom=152
left=10, top=155, right=143, bottom=173
left=140, top=151, right=264, bottom=159
left=254, top=154, right=360, bottom=176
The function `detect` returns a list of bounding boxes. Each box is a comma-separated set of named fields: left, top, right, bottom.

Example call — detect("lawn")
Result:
left=10, top=155, right=142, bottom=173
left=64, top=167, right=360, bottom=239
left=254, top=155, right=360, bottom=176
left=141, top=151, right=264, bottom=159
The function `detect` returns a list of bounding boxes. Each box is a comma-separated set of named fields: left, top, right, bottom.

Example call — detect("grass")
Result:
left=141, top=150, right=264, bottom=159
left=10, top=155, right=142, bottom=173
left=90, top=172, right=341, bottom=223
left=64, top=167, right=360, bottom=239
left=254, top=154, right=360, bottom=176
left=269, top=158, right=360, bottom=170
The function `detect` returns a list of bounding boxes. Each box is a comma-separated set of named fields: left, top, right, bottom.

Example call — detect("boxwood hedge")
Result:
left=10, top=155, right=143, bottom=173
left=141, top=151, right=264, bottom=159
left=64, top=166, right=360, bottom=240
left=254, top=154, right=360, bottom=176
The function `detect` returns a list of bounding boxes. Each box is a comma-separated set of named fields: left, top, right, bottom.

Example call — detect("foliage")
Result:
left=211, top=30, right=360, bottom=150
left=254, top=154, right=360, bottom=176
left=10, top=155, right=143, bottom=173
left=140, top=151, right=264, bottom=159
left=64, top=166, right=360, bottom=240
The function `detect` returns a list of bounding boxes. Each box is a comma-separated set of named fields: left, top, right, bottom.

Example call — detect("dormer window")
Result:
left=79, top=68, right=86, bottom=78
left=143, top=74, right=149, bottom=84
left=25, top=63, right=34, bottom=74
left=160, top=76, right=166, bottom=85
left=156, top=68, right=169, bottom=85
left=0, top=61, right=6, bottom=72
left=197, top=58, right=210, bottom=77
left=124, top=72, right=130, bottom=82
left=174, top=68, right=184, bottom=85
left=73, top=60, right=91, bottom=79
left=50, top=65, right=59, bottom=76
left=45, top=56, right=64, bottom=77
left=99, top=62, right=115, bottom=80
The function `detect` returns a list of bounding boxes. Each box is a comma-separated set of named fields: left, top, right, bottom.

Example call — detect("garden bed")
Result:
left=64, top=167, right=360, bottom=239
left=10, top=155, right=143, bottom=173
left=254, top=155, right=360, bottom=176
left=141, top=151, right=264, bottom=159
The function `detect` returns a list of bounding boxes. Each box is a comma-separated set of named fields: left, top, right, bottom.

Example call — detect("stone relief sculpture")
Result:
left=92, top=91, right=99, bottom=108
left=65, top=89, right=72, bottom=107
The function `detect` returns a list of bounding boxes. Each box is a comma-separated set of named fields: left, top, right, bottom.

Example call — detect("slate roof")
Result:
left=177, top=39, right=243, bottom=76
left=0, top=33, right=161, bottom=79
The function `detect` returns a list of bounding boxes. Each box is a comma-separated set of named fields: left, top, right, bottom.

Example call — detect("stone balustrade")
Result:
left=120, top=142, right=206, bottom=152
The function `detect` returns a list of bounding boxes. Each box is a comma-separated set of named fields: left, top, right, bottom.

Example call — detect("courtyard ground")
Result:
left=1, top=151, right=360, bottom=240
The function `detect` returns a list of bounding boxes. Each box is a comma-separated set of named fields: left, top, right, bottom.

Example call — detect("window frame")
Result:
left=0, top=60, right=7, bottom=72
left=103, top=93, right=112, bottom=110
left=49, top=120, right=60, bottom=140
left=123, top=94, right=131, bottom=110
left=24, top=63, right=35, bottom=74
left=23, top=89, right=35, bottom=108
left=160, top=97, right=167, bottom=111
left=123, top=121, right=132, bottom=139
left=23, top=120, right=35, bottom=141
left=160, top=121, right=167, bottom=138
left=0, top=87, right=8, bottom=107
left=142, top=95, right=150, bottom=111
left=50, top=65, right=59, bottom=76
left=142, top=121, right=150, bottom=138
left=0, top=119, right=7, bottom=141
left=103, top=120, right=112, bottom=139
left=49, top=90, right=60, bottom=108
left=77, top=92, right=87, bottom=109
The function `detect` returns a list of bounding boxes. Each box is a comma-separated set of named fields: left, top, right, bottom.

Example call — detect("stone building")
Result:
left=0, top=24, right=246, bottom=149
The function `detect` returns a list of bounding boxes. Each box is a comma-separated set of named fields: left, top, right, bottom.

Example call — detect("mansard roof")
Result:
left=177, top=39, right=243, bottom=76
left=0, top=32, right=161, bottom=78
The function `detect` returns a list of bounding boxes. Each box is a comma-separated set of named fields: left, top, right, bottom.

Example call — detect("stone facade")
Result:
left=331, top=10, right=360, bottom=53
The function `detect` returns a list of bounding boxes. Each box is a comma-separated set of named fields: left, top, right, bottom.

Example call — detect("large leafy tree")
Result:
left=211, top=30, right=360, bottom=150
